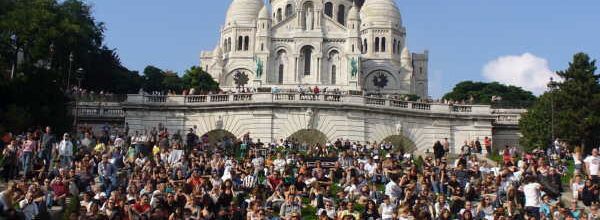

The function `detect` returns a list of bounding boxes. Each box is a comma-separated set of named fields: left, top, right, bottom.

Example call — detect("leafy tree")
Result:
left=520, top=53, right=600, bottom=152
left=443, top=81, right=536, bottom=105
left=233, top=71, right=249, bottom=89
left=142, top=65, right=165, bottom=92
left=182, top=66, right=219, bottom=92
left=0, top=0, right=140, bottom=133
left=162, top=70, right=183, bottom=93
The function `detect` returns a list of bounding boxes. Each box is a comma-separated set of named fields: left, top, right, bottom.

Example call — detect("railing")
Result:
left=495, top=114, right=521, bottom=125
left=365, top=97, right=386, bottom=106
left=210, top=95, right=229, bottom=102
left=412, top=103, right=431, bottom=111
left=75, top=107, right=125, bottom=118
left=145, top=95, right=166, bottom=103
left=186, top=95, right=207, bottom=103
left=274, top=93, right=296, bottom=101
left=124, top=94, right=496, bottom=115
left=390, top=100, right=409, bottom=108
left=452, top=105, right=473, bottom=113
left=233, top=94, right=253, bottom=101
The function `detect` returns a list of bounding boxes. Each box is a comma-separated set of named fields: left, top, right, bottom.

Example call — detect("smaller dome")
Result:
left=225, top=0, right=264, bottom=25
left=348, top=5, right=359, bottom=20
left=258, top=5, right=270, bottom=19
left=360, top=0, right=402, bottom=26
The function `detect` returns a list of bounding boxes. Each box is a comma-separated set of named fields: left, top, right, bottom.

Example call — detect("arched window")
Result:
left=277, top=8, right=282, bottom=22
left=397, top=41, right=402, bottom=54
left=277, top=49, right=287, bottom=84
left=260, top=43, right=264, bottom=51
left=363, top=39, right=368, bottom=54
left=393, top=39, right=397, bottom=54
left=278, top=64, right=284, bottom=84
left=381, top=37, right=386, bottom=52
left=227, top=38, right=232, bottom=52
left=374, top=37, right=380, bottom=52
left=285, top=4, right=293, bottom=17
left=324, top=2, right=333, bottom=17
left=337, top=4, right=345, bottom=25
left=244, top=36, right=249, bottom=51
left=331, top=65, right=337, bottom=84
left=237, top=36, right=243, bottom=51
left=301, top=46, right=313, bottom=75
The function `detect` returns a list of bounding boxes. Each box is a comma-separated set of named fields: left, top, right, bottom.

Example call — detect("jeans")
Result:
left=100, top=175, right=117, bottom=195
left=60, top=155, right=72, bottom=168
left=525, top=206, right=540, bottom=220
left=22, top=151, right=33, bottom=176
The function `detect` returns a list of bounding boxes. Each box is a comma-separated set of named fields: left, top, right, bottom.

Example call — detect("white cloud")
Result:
left=483, top=53, right=557, bottom=95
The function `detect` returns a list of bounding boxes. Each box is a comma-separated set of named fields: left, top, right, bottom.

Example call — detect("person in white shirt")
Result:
left=19, top=192, right=39, bottom=220
left=584, top=148, right=600, bottom=181
left=58, top=133, right=74, bottom=168
left=379, top=195, right=396, bottom=220
left=273, top=153, right=287, bottom=173
left=385, top=176, right=403, bottom=203
left=520, top=176, right=543, bottom=219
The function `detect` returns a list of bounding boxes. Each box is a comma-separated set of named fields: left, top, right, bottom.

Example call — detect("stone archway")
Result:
left=382, top=135, right=417, bottom=153
left=288, top=129, right=328, bottom=146
left=201, top=129, right=237, bottom=146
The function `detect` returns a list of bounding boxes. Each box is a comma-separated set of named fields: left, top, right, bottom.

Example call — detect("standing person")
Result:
left=21, top=133, right=37, bottom=177
left=584, top=148, right=600, bottom=182
left=40, top=126, right=56, bottom=169
left=442, top=138, right=450, bottom=155
left=483, top=137, right=492, bottom=155
left=58, top=133, right=74, bottom=168
left=520, top=176, right=542, bottom=220
left=433, top=141, right=445, bottom=160
left=2, top=140, right=18, bottom=181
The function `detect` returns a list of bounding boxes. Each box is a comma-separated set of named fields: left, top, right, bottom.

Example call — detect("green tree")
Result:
left=142, top=65, right=165, bottom=92
left=0, top=0, right=140, bottom=134
left=182, top=66, right=219, bottom=92
left=162, top=70, right=183, bottom=93
left=443, top=81, right=536, bottom=105
left=520, top=53, right=600, bottom=152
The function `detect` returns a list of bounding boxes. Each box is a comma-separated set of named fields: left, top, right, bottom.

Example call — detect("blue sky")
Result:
left=89, top=0, right=600, bottom=98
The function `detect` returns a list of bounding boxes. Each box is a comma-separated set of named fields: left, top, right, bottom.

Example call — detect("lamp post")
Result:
left=48, top=43, right=55, bottom=70
left=74, top=68, right=84, bottom=129
left=10, top=34, right=17, bottom=80
left=76, top=67, right=84, bottom=88
left=67, top=52, right=74, bottom=91
left=547, top=77, right=559, bottom=143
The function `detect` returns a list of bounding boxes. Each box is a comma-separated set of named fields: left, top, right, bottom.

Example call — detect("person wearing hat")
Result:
left=58, top=133, right=74, bottom=168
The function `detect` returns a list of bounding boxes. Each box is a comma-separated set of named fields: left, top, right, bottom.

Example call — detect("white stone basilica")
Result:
left=200, top=0, right=429, bottom=98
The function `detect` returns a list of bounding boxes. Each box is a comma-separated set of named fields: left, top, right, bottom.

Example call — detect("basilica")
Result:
left=200, top=0, right=429, bottom=98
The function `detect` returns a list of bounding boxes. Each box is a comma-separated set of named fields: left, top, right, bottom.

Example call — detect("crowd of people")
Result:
left=0, top=124, right=598, bottom=220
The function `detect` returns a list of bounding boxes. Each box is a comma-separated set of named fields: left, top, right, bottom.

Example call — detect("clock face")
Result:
left=373, top=72, right=389, bottom=89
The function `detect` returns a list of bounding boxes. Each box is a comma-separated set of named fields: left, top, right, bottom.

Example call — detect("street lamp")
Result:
left=10, top=34, right=17, bottom=80
left=48, top=43, right=55, bottom=70
left=67, top=52, right=74, bottom=91
left=547, top=77, right=559, bottom=143
left=76, top=67, right=84, bottom=88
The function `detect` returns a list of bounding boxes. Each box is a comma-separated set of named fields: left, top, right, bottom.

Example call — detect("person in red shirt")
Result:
left=267, top=171, right=283, bottom=192
left=131, top=194, right=151, bottom=219
left=50, top=176, right=68, bottom=207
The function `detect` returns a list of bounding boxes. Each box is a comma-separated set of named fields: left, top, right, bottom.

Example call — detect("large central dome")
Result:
left=360, top=0, right=402, bottom=26
left=225, top=0, right=264, bottom=25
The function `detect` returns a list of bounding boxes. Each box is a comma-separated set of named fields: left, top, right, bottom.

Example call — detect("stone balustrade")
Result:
left=74, top=106, right=125, bottom=118
left=125, top=93, right=493, bottom=115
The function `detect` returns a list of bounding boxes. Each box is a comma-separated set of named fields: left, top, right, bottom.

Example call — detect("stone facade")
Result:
left=200, top=0, right=428, bottom=98
left=123, top=94, right=495, bottom=154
